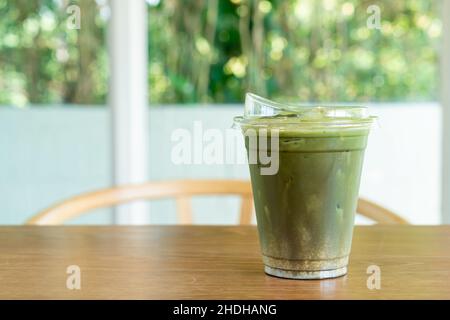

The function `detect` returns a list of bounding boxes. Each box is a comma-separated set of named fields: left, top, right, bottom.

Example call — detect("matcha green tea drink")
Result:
left=235, top=93, right=374, bottom=280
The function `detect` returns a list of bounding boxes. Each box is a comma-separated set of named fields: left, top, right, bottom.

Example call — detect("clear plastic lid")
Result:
left=234, top=93, right=375, bottom=130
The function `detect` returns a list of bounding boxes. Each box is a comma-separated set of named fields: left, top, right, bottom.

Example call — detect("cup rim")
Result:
left=234, top=92, right=376, bottom=129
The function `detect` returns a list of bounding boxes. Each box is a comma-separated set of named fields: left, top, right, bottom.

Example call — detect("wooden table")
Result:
left=0, top=225, right=449, bottom=299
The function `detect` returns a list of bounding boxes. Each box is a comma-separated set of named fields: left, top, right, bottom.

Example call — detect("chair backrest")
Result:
left=26, top=180, right=253, bottom=225
left=26, top=180, right=408, bottom=225
left=356, top=197, right=408, bottom=224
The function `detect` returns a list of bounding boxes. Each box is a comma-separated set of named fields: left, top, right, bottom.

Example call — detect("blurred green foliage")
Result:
left=0, top=0, right=108, bottom=106
left=0, top=0, right=442, bottom=106
left=149, top=0, right=442, bottom=103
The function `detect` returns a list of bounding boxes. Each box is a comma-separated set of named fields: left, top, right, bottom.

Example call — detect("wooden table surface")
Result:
left=0, top=225, right=449, bottom=299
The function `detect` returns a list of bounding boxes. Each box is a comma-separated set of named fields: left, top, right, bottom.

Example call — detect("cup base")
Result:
left=264, top=265, right=347, bottom=280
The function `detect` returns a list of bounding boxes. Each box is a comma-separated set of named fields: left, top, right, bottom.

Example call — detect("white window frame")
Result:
left=441, top=0, right=450, bottom=223
left=109, top=0, right=149, bottom=224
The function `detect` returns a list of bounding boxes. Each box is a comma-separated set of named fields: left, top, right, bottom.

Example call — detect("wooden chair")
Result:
left=26, top=179, right=408, bottom=225
left=356, top=198, right=408, bottom=224
left=27, top=180, right=253, bottom=225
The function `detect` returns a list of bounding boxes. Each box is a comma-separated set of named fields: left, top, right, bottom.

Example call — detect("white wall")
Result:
left=362, top=103, right=441, bottom=224
left=0, top=103, right=441, bottom=224
left=0, top=107, right=113, bottom=225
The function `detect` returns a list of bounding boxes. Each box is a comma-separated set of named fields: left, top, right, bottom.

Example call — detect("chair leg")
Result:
left=239, top=196, right=253, bottom=225
left=176, top=196, right=193, bottom=224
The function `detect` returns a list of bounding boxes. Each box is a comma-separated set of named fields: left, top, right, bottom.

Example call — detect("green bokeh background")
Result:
left=0, top=0, right=442, bottom=106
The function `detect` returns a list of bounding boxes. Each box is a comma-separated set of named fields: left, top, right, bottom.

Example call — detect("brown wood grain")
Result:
left=0, top=225, right=449, bottom=299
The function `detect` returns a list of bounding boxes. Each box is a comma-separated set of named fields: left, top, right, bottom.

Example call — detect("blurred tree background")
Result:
left=0, top=0, right=442, bottom=106
left=0, top=0, right=109, bottom=106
